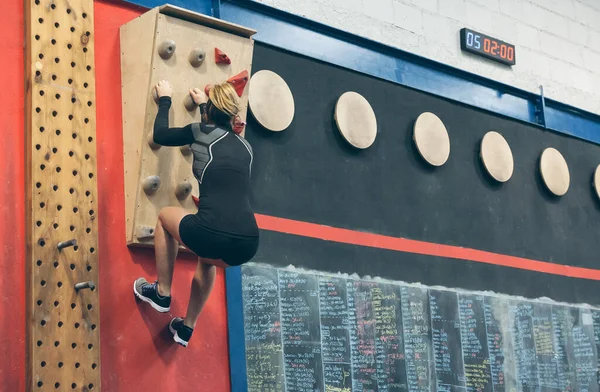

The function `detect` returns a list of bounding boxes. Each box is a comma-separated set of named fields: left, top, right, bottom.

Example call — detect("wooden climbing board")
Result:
left=25, top=0, right=101, bottom=390
left=120, top=5, right=256, bottom=247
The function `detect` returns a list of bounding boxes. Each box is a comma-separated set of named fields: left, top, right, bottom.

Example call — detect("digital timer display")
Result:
left=460, top=28, right=516, bottom=66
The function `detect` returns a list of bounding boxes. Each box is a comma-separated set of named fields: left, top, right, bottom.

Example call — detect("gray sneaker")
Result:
left=133, top=277, right=171, bottom=313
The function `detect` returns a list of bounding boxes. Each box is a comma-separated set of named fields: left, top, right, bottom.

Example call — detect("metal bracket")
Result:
left=535, top=85, right=547, bottom=129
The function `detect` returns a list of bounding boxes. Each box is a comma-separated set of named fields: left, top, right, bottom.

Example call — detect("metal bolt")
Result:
left=57, top=239, right=77, bottom=251
left=74, top=281, right=95, bottom=291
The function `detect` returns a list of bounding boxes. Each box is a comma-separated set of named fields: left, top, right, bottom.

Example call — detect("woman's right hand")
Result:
left=155, top=80, right=172, bottom=98
left=189, top=88, right=207, bottom=105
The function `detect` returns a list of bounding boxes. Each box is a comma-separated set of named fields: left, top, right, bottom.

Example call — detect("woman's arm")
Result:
left=153, top=96, right=195, bottom=146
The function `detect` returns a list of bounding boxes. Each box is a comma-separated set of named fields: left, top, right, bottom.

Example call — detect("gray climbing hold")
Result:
left=189, top=48, right=206, bottom=67
left=158, top=40, right=176, bottom=59
left=142, top=175, right=161, bottom=195
left=175, top=182, right=192, bottom=200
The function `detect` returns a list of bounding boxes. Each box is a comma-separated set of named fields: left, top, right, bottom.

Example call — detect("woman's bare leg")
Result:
left=183, top=259, right=218, bottom=329
left=154, top=206, right=189, bottom=297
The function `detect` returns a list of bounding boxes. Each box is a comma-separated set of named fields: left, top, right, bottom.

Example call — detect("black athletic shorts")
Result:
left=178, top=214, right=259, bottom=266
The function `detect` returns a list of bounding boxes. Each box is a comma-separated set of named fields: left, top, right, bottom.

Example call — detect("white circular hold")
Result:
left=480, top=131, right=514, bottom=182
left=413, top=112, right=450, bottom=166
left=593, top=165, right=600, bottom=201
left=248, top=70, right=295, bottom=132
left=540, top=147, right=570, bottom=196
left=334, top=91, right=377, bottom=149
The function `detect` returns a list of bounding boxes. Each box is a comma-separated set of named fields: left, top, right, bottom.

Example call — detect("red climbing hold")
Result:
left=233, top=115, right=246, bottom=134
left=215, top=48, right=231, bottom=64
left=204, top=84, right=212, bottom=97
left=192, top=195, right=200, bottom=208
left=227, top=70, right=249, bottom=97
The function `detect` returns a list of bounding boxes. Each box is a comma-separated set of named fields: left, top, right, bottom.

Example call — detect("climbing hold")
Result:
left=158, top=40, right=176, bottom=59
left=215, top=47, right=231, bottom=64
left=183, top=94, right=197, bottom=112
left=233, top=115, right=246, bottom=135
left=188, top=48, right=206, bottom=67
left=204, top=84, right=212, bottom=97
left=227, top=70, right=249, bottom=97
left=142, top=176, right=161, bottom=195
left=192, top=195, right=200, bottom=208
left=152, top=88, right=159, bottom=103
left=135, top=225, right=155, bottom=240
left=147, top=134, right=160, bottom=150
left=175, top=182, right=192, bottom=200
left=180, top=145, right=192, bottom=155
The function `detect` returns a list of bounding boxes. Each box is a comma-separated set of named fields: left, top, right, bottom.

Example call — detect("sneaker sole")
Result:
left=133, top=280, right=170, bottom=313
left=169, top=320, right=189, bottom=347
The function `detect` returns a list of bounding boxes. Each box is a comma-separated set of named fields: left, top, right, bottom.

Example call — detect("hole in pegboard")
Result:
left=71, top=342, right=77, bottom=349
left=53, top=300, right=59, bottom=307
left=72, top=383, right=77, bottom=389
left=38, top=18, right=43, bottom=24
left=52, top=147, right=57, bottom=153
left=35, top=144, right=41, bottom=150
left=89, top=209, right=94, bottom=215
left=39, top=202, right=45, bottom=208
left=69, top=151, right=74, bottom=157
left=54, top=57, right=59, bottom=63
left=86, top=65, right=92, bottom=71
left=41, top=361, right=46, bottom=367
left=84, top=154, right=90, bottom=160
left=73, top=207, right=78, bottom=213
left=88, top=136, right=93, bottom=142
left=70, top=61, right=76, bottom=68
left=91, top=324, right=97, bottom=330
left=50, top=3, right=55, bottom=9
left=37, top=300, right=42, bottom=306
left=72, top=133, right=77, bottom=139
left=51, top=74, right=57, bottom=81
left=84, top=118, right=89, bottom=123
left=57, top=205, right=62, bottom=211
left=74, top=322, right=80, bottom=329
left=69, top=188, right=74, bottom=194
left=52, top=223, right=58, bottom=229
left=83, top=47, right=88, bottom=53
left=36, top=260, right=42, bottom=266
left=89, top=384, right=94, bottom=390
left=82, top=12, right=87, bottom=18
left=69, top=225, right=75, bottom=231
left=70, top=263, right=75, bottom=270
left=55, top=382, right=60, bottom=389
left=54, top=22, right=59, bottom=28
left=37, top=381, right=43, bottom=387
left=87, top=101, right=92, bottom=107
left=85, top=191, right=91, bottom=197
left=86, top=228, right=91, bottom=234
left=58, top=321, right=63, bottom=328
left=40, top=320, right=46, bottom=326
left=73, top=245, right=79, bottom=251
left=37, top=340, right=42, bottom=347
left=87, top=304, right=93, bottom=311
left=84, top=83, right=89, bottom=89
left=40, top=280, right=46, bottom=286
left=88, top=173, right=93, bottom=179
left=54, top=341, right=59, bottom=347
left=67, top=43, right=73, bottom=49
left=35, top=182, right=41, bottom=188
left=56, top=166, right=61, bottom=172
left=34, top=0, right=39, bottom=5
left=86, top=31, right=90, bottom=36
left=68, top=78, right=73, bottom=84
left=36, top=220, right=42, bottom=227
left=58, top=362, right=63, bottom=368
left=51, top=39, right=56, bottom=45
left=52, top=185, right=58, bottom=191
left=57, top=281, right=63, bottom=288
left=38, top=53, right=43, bottom=60
left=40, top=164, right=45, bottom=170
left=38, top=239, right=45, bottom=247
left=70, top=27, right=75, bottom=33
left=53, top=261, right=59, bottom=268
left=72, top=170, right=78, bottom=176
left=92, top=363, right=97, bottom=369
left=35, top=34, right=40, bottom=40
left=88, top=343, right=93, bottom=350
left=55, top=93, right=60, bottom=100
left=75, top=362, right=81, bottom=369
left=52, top=110, right=58, bottom=117
left=68, top=114, right=73, bottom=120
left=71, top=303, right=76, bottom=310
left=67, top=8, right=71, bottom=14
left=90, top=247, right=95, bottom=253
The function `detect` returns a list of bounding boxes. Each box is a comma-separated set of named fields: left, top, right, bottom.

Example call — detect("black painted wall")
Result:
left=245, top=42, right=600, bottom=305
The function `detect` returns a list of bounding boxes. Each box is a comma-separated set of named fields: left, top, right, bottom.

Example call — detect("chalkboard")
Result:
left=233, top=263, right=600, bottom=392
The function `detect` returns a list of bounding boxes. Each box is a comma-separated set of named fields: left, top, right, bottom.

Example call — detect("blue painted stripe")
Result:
left=225, top=266, right=248, bottom=392
left=123, top=0, right=215, bottom=16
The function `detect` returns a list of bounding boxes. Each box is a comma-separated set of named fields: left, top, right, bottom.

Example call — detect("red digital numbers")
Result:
left=482, top=37, right=513, bottom=62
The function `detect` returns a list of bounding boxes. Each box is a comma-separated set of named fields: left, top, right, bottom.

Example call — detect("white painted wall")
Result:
left=255, top=0, right=600, bottom=115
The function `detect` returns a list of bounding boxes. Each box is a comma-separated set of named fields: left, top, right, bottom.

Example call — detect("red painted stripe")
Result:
left=255, top=214, right=600, bottom=281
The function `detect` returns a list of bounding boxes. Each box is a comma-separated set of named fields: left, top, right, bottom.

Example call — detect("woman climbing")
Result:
left=133, top=79, right=259, bottom=347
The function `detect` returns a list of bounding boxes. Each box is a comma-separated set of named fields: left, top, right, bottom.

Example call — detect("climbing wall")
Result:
left=25, top=0, right=101, bottom=390
left=120, top=5, right=255, bottom=247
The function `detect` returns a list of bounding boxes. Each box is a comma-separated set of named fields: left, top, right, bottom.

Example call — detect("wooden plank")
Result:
left=25, top=0, right=101, bottom=390
left=120, top=9, right=159, bottom=244
left=125, top=12, right=254, bottom=247
left=158, top=3, right=257, bottom=38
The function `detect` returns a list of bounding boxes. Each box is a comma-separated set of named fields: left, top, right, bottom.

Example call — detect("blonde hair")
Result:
left=208, top=82, right=239, bottom=119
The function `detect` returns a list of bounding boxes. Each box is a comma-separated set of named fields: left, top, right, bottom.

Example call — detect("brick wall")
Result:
left=256, top=0, right=600, bottom=115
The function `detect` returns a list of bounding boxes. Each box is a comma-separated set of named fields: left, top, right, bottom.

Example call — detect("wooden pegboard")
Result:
left=25, top=0, right=101, bottom=390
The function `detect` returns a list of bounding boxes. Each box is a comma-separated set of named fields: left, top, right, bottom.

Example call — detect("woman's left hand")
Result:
left=155, top=80, right=173, bottom=98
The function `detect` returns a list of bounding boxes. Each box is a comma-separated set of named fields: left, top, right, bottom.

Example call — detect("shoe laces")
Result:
left=142, top=281, right=158, bottom=296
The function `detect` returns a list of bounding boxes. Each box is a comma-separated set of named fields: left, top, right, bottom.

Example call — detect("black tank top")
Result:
left=153, top=96, right=259, bottom=238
